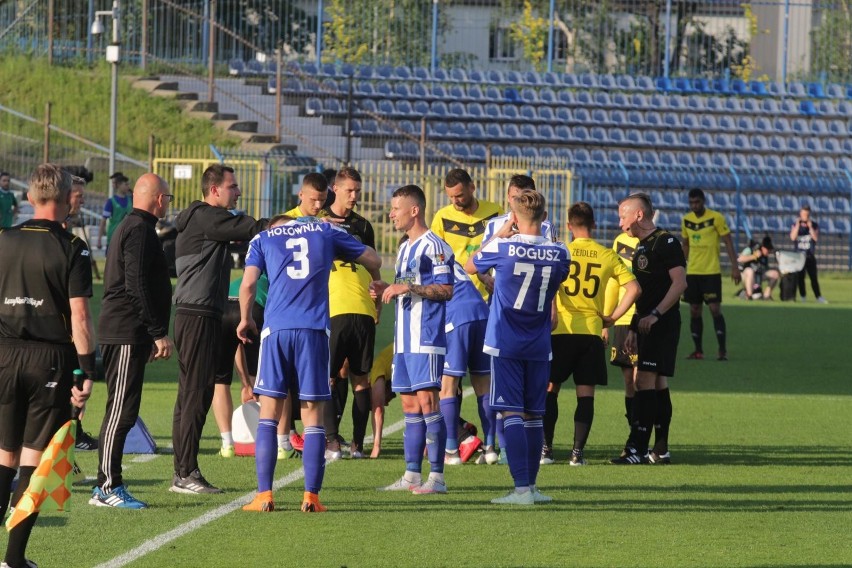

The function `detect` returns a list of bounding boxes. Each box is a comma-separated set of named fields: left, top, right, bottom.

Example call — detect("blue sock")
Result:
left=439, top=398, right=459, bottom=451
left=477, top=395, right=495, bottom=447
left=424, top=411, right=447, bottom=473
left=525, top=418, right=544, bottom=487
left=255, top=419, right=278, bottom=492
left=403, top=413, right=425, bottom=473
left=503, top=416, right=528, bottom=488
left=496, top=412, right=506, bottom=449
left=302, top=426, right=326, bottom=494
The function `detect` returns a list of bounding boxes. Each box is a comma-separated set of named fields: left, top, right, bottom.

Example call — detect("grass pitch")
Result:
left=4, top=273, right=851, bottom=567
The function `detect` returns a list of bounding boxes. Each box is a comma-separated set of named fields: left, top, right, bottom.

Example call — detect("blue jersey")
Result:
left=446, top=262, right=489, bottom=332
left=245, top=220, right=366, bottom=333
left=483, top=213, right=555, bottom=242
left=393, top=230, right=454, bottom=354
left=473, top=235, right=570, bottom=361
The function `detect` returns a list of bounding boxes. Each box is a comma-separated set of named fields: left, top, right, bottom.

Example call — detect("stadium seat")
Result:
left=698, top=115, right=717, bottom=130
left=718, top=115, right=736, bottom=131
left=305, top=97, right=322, bottom=116
left=682, top=113, right=699, bottom=129
left=467, top=123, right=485, bottom=140
left=539, top=107, right=555, bottom=122
left=506, top=70, right=523, bottom=84
left=468, top=70, right=486, bottom=84
left=590, top=127, right=608, bottom=143
left=555, top=125, right=571, bottom=140
left=448, top=122, right=467, bottom=139
left=750, top=135, right=768, bottom=151
left=561, top=73, right=579, bottom=87
left=575, top=108, right=592, bottom=124
left=818, top=156, right=836, bottom=171
left=645, top=111, right=663, bottom=127
left=625, top=128, right=642, bottom=145
left=467, top=102, right=484, bottom=119
left=787, top=82, right=806, bottom=97
left=540, top=88, right=557, bottom=104
left=800, top=100, right=818, bottom=116
left=396, top=100, right=415, bottom=117
left=448, top=101, right=467, bottom=117
left=643, top=130, right=660, bottom=145
left=555, top=107, right=572, bottom=122
left=734, top=133, right=752, bottom=150
left=724, top=98, right=743, bottom=112
left=627, top=110, right=645, bottom=126
left=448, top=85, right=468, bottom=102
left=663, top=112, right=681, bottom=128
left=768, top=135, right=787, bottom=152
left=485, top=123, right=502, bottom=139
left=393, top=66, right=412, bottom=80
left=787, top=137, right=804, bottom=152
left=228, top=59, right=245, bottom=76
left=384, top=140, right=402, bottom=158
left=504, top=145, right=522, bottom=158
left=558, top=89, right=575, bottom=105
left=556, top=147, right=573, bottom=160
left=805, top=137, right=824, bottom=153
left=573, top=126, right=590, bottom=142
left=742, top=98, right=760, bottom=114
left=705, top=96, right=724, bottom=111
left=486, top=70, right=504, bottom=83
left=538, top=124, right=556, bottom=140
left=520, top=105, right=538, bottom=122
left=520, top=88, right=539, bottom=103
left=761, top=98, right=779, bottom=114
left=817, top=101, right=836, bottom=115
left=519, top=123, right=537, bottom=139
left=428, top=121, right=449, bottom=138
left=502, top=105, right=519, bottom=120
left=749, top=81, right=769, bottom=96
left=754, top=117, right=772, bottom=132
left=470, top=144, right=487, bottom=161
left=453, top=143, right=471, bottom=160
left=503, top=123, right=520, bottom=140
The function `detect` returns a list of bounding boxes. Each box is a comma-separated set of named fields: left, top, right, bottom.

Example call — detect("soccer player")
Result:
left=238, top=216, right=380, bottom=513
left=372, top=185, right=454, bottom=494
left=284, top=173, right=327, bottom=219
left=602, top=230, right=641, bottom=437
left=440, top=261, right=493, bottom=465
left=612, top=193, right=687, bottom=465
left=171, top=164, right=266, bottom=494
left=681, top=188, right=740, bottom=361
left=91, top=174, right=174, bottom=509
left=543, top=202, right=639, bottom=466
left=324, top=167, right=381, bottom=459
left=483, top=174, right=555, bottom=244
left=368, top=343, right=395, bottom=459
left=97, top=172, right=133, bottom=250
left=431, top=168, right=503, bottom=298
left=466, top=191, right=570, bottom=505
left=0, top=164, right=96, bottom=567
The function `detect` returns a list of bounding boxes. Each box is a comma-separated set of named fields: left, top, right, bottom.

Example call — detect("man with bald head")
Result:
left=91, top=173, right=175, bottom=509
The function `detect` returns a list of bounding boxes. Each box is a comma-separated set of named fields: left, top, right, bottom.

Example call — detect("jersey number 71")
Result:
left=513, top=262, right=552, bottom=312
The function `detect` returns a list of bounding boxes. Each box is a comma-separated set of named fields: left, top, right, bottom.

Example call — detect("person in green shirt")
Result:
left=0, top=172, right=19, bottom=228
left=97, top=172, right=133, bottom=249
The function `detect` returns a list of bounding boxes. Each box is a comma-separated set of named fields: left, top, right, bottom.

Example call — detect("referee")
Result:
left=0, top=164, right=96, bottom=568
left=91, top=174, right=174, bottom=509
left=612, top=193, right=687, bottom=465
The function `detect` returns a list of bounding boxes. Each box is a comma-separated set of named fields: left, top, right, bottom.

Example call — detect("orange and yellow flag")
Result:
left=6, top=420, right=77, bottom=531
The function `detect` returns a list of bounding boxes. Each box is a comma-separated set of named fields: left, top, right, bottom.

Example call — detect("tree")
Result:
left=811, top=0, right=852, bottom=83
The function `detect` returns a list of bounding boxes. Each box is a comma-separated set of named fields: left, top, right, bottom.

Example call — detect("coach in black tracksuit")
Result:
left=94, top=174, right=174, bottom=508
left=170, top=164, right=266, bottom=494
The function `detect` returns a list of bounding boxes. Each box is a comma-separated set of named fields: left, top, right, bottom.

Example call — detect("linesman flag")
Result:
left=6, top=420, right=77, bottom=531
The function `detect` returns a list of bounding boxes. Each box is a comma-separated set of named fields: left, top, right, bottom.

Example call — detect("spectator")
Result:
left=738, top=236, right=780, bottom=300
left=0, top=171, right=18, bottom=228
left=97, top=172, right=133, bottom=250
left=789, top=205, right=826, bottom=303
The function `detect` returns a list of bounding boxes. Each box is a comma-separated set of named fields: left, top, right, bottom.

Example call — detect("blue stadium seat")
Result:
left=412, top=66, right=430, bottom=81
left=506, top=70, right=523, bottom=84
left=520, top=105, right=538, bottom=122
left=470, top=144, right=487, bottom=161
left=818, top=156, right=836, bottom=171
left=787, top=82, right=806, bottom=97
left=714, top=134, right=732, bottom=150
left=769, top=135, right=787, bottom=152
left=429, top=122, right=449, bottom=138
left=469, top=70, right=486, bottom=84
left=712, top=78, right=731, bottom=94
left=358, top=98, right=378, bottom=114
left=305, top=97, right=322, bottom=116
left=787, top=137, right=804, bottom=152
left=538, top=124, right=556, bottom=140
left=555, top=125, right=571, bottom=139
left=833, top=196, right=851, bottom=213
left=750, top=135, right=768, bottom=151
left=784, top=156, right=801, bottom=170
left=430, top=101, right=448, bottom=118
left=375, top=65, right=393, bottom=79
left=575, top=108, right=592, bottom=124
left=468, top=123, right=485, bottom=139
left=561, top=73, right=579, bottom=87
left=724, top=98, right=743, bottom=113
left=503, top=123, right=520, bottom=140
left=754, top=116, right=772, bottom=132
left=642, top=150, right=659, bottom=167
left=484, top=86, right=503, bottom=101
left=649, top=93, right=668, bottom=109
left=432, top=68, right=449, bottom=82
left=539, top=107, right=555, bottom=122
left=555, top=107, right=571, bottom=122
left=643, top=130, right=660, bottom=145
left=378, top=99, right=395, bottom=116
left=467, top=102, right=484, bottom=119
left=705, top=96, right=723, bottom=112
left=487, top=69, right=504, bottom=83
left=448, top=101, right=467, bottom=117
left=542, top=72, right=560, bottom=86
left=696, top=131, right=713, bottom=148
left=384, top=140, right=402, bottom=158
left=558, top=90, right=575, bottom=105
left=539, top=147, right=557, bottom=160
left=485, top=123, right=502, bottom=139
left=625, top=150, right=642, bottom=165
left=325, top=99, right=343, bottom=115
left=590, top=149, right=609, bottom=163
left=811, top=119, right=828, bottom=134
left=718, top=115, right=736, bottom=131
left=746, top=193, right=767, bottom=212
left=228, top=59, right=245, bottom=76
left=521, top=147, right=539, bottom=159
left=524, top=71, right=541, bottom=85
left=630, top=93, right=648, bottom=108
left=573, top=126, right=590, bottom=142
left=484, top=103, right=501, bottom=119
left=590, top=127, right=607, bottom=143
left=839, top=157, right=852, bottom=171
left=355, top=81, right=374, bottom=96
left=817, top=101, right=836, bottom=115
left=451, top=68, right=468, bottom=82
left=627, top=110, right=645, bottom=126
left=805, top=137, right=824, bottom=153
left=411, top=82, right=431, bottom=100
left=556, top=147, right=573, bottom=160
left=743, top=98, right=760, bottom=114
left=838, top=101, right=852, bottom=116
left=502, top=104, right=519, bottom=120
left=448, top=122, right=467, bottom=139
left=489, top=145, right=505, bottom=158
left=448, top=85, right=468, bottom=102
left=518, top=88, right=537, bottom=103
left=645, top=111, right=663, bottom=127
left=800, top=100, right=818, bottom=116
left=591, top=108, right=609, bottom=125
left=609, top=128, right=626, bottom=144
left=396, top=100, right=416, bottom=117
left=625, top=128, right=642, bottom=145
left=682, top=113, right=699, bottom=129
left=540, top=88, right=557, bottom=104
left=454, top=143, right=471, bottom=160
left=749, top=81, right=769, bottom=96
left=663, top=112, right=681, bottom=128
left=698, top=115, right=717, bottom=130
left=376, top=81, right=393, bottom=98
left=504, top=145, right=522, bottom=158
left=246, top=60, right=264, bottom=75
left=519, top=123, right=537, bottom=139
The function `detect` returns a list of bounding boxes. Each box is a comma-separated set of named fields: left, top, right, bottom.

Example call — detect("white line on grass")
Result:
left=95, top=388, right=474, bottom=568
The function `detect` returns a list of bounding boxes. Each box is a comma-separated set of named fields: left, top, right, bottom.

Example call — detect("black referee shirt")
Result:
left=324, top=209, right=375, bottom=248
left=632, top=228, right=686, bottom=316
left=0, top=219, right=92, bottom=343
left=99, top=209, right=172, bottom=344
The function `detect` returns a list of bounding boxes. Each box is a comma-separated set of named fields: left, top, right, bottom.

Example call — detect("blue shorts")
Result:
left=443, top=320, right=490, bottom=378
left=489, top=356, right=550, bottom=415
left=391, top=352, right=443, bottom=393
left=255, top=328, right=331, bottom=401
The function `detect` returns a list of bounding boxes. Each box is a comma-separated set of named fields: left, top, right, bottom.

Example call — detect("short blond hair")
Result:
left=28, top=163, right=72, bottom=205
left=512, top=190, right=546, bottom=222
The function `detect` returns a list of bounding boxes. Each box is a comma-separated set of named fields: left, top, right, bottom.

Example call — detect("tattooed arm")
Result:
left=382, top=282, right=453, bottom=303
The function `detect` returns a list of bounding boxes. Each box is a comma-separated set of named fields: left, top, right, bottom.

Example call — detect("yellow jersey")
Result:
left=554, top=237, right=635, bottom=336
left=681, top=208, right=730, bottom=275
left=430, top=200, right=503, bottom=297
left=603, top=233, right=639, bottom=327
left=370, top=343, right=393, bottom=386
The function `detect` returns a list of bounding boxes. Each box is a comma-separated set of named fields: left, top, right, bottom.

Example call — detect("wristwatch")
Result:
left=650, top=308, right=662, bottom=318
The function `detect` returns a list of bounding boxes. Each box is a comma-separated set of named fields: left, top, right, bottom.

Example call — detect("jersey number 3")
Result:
left=287, top=237, right=309, bottom=279
left=513, top=262, right=552, bottom=311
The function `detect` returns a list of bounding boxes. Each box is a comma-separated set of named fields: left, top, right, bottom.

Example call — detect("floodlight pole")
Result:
left=92, top=0, right=122, bottom=192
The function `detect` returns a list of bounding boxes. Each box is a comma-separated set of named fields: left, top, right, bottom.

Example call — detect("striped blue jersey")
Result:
left=483, top=213, right=555, bottom=242
left=245, top=220, right=366, bottom=332
left=473, top=235, right=570, bottom=361
left=446, top=262, right=489, bottom=332
left=393, top=230, right=454, bottom=354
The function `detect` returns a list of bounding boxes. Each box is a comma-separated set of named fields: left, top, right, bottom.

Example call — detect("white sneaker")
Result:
left=817, top=296, right=828, bottom=304
left=484, top=445, right=500, bottom=465
left=799, top=296, right=807, bottom=302
left=491, top=489, right=535, bottom=505
left=325, top=448, right=342, bottom=461
left=530, top=486, right=554, bottom=503
left=411, top=478, right=447, bottom=494
left=351, top=450, right=364, bottom=459
left=444, top=450, right=462, bottom=465
left=379, top=476, right=420, bottom=491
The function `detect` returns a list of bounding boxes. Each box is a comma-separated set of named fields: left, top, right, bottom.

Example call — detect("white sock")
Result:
left=403, top=471, right=422, bottom=484
left=277, top=434, right=292, bottom=450
left=515, top=486, right=531, bottom=494
left=428, top=472, right=445, bottom=484
left=221, top=432, right=233, bottom=447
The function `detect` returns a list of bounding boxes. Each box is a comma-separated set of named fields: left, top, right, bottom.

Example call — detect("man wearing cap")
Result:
left=97, top=172, right=132, bottom=250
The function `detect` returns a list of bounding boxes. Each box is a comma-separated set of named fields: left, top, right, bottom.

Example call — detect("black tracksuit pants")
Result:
left=173, top=313, right=221, bottom=478
left=97, top=343, right=149, bottom=490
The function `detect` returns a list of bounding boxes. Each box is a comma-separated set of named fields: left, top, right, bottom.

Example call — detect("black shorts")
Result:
left=215, top=299, right=264, bottom=384
left=0, top=342, right=76, bottom=451
left=684, top=274, right=723, bottom=305
left=609, top=325, right=637, bottom=369
left=636, top=313, right=681, bottom=377
left=329, top=314, right=376, bottom=376
left=549, top=334, right=607, bottom=387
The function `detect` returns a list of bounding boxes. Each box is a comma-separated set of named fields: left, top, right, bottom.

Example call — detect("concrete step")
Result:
left=188, top=111, right=239, bottom=121
left=151, top=90, right=198, bottom=100
left=214, top=119, right=259, bottom=133
left=240, top=141, right=298, bottom=153
left=133, top=79, right=179, bottom=93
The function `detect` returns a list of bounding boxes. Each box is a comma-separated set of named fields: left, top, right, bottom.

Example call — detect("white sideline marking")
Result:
left=130, top=454, right=159, bottom=463
left=96, top=388, right=474, bottom=568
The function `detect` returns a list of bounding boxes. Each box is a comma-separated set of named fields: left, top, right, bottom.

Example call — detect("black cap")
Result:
left=761, top=235, right=774, bottom=250
left=109, top=172, right=129, bottom=183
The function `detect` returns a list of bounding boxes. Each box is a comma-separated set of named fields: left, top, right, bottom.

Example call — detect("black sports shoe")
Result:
left=648, top=450, right=671, bottom=464
left=569, top=450, right=587, bottom=466
left=75, top=429, right=99, bottom=451
left=540, top=445, right=554, bottom=465
left=717, top=351, right=728, bottom=361
left=610, top=448, right=648, bottom=465
left=169, top=470, right=222, bottom=494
